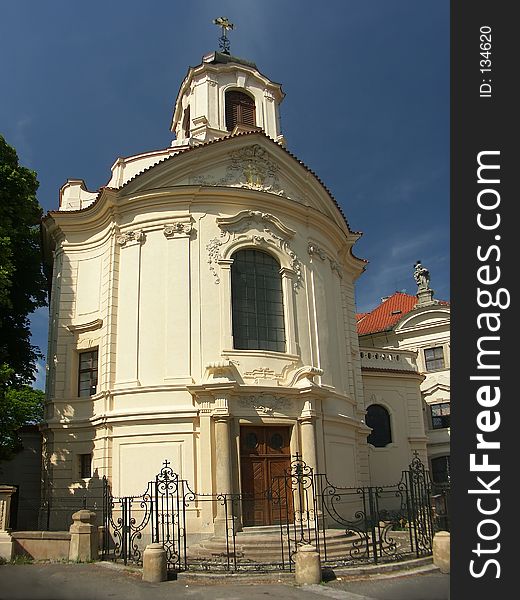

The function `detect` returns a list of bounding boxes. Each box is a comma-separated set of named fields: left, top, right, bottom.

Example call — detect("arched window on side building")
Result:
left=366, top=404, right=392, bottom=447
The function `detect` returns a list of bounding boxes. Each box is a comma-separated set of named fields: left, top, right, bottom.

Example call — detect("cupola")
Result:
left=171, top=51, right=286, bottom=146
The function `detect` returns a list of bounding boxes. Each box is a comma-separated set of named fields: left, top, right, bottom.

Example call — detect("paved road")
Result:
left=0, top=563, right=449, bottom=600
left=309, top=570, right=449, bottom=599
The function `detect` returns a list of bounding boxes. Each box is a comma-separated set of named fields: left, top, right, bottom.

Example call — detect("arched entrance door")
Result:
left=240, top=425, right=292, bottom=526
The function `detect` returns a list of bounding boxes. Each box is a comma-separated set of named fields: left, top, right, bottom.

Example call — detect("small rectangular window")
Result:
left=79, top=454, right=92, bottom=478
left=430, top=402, right=450, bottom=429
left=78, top=349, right=98, bottom=397
left=424, top=346, right=445, bottom=371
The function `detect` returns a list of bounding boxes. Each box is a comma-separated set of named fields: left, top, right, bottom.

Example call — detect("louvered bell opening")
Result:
left=225, top=91, right=256, bottom=131
left=182, top=106, right=190, bottom=138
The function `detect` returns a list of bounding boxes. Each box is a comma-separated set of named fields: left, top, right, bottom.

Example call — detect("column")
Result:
left=299, top=416, right=318, bottom=473
left=213, top=416, right=234, bottom=537
left=299, top=417, right=322, bottom=528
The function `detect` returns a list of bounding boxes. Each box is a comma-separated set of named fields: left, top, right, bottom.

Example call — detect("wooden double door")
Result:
left=240, top=425, right=293, bottom=526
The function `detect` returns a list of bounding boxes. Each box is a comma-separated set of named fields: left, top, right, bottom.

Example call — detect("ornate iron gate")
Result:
left=314, top=452, right=434, bottom=565
left=102, top=453, right=435, bottom=572
left=102, top=461, right=189, bottom=570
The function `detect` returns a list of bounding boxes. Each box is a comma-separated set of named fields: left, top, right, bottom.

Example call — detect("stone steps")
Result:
left=186, top=528, right=366, bottom=562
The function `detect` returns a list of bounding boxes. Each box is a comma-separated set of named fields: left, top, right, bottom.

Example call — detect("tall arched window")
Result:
left=366, top=404, right=392, bottom=447
left=225, top=90, right=256, bottom=131
left=231, top=249, right=285, bottom=352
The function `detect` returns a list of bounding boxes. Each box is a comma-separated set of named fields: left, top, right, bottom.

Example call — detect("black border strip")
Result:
left=451, top=2, right=515, bottom=596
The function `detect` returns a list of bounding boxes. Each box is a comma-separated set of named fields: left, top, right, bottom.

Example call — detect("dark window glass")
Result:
left=78, top=349, right=98, bottom=397
left=225, top=91, right=256, bottom=131
left=79, top=454, right=92, bottom=478
left=424, top=346, right=445, bottom=371
left=245, top=432, right=258, bottom=449
left=431, top=455, right=450, bottom=483
left=366, top=404, right=392, bottom=448
left=231, top=249, right=285, bottom=352
left=182, top=106, right=190, bottom=138
left=430, top=402, right=450, bottom=429
left=270, top=433, right=284, bottom=450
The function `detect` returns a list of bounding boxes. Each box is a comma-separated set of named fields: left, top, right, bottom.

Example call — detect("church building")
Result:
left=41, top=43, right=428, bottom=532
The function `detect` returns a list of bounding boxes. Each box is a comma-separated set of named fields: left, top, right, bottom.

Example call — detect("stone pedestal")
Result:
left=433, top=531, right=450, bottom=574
left=68, top=509, right=97, bottom=562
left=142, top=543, right=167, bottom=582
left=294, top=544, right=321, bottom=585
left=0, top=485, right=16, bottom=561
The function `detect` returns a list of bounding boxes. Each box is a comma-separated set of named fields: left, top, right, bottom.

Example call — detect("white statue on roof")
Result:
left=413, top=260, right=430, bottom=291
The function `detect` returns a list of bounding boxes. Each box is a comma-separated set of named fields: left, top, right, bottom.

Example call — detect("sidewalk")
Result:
left=0, top=562, right=449, bottom=600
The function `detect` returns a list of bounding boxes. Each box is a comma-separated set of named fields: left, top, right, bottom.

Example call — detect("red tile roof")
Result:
left=357, top=292, right=419, bottom=336
left=357, top=292, right=449, bottom=336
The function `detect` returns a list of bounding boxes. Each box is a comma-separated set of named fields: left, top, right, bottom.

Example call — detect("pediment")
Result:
left=395, top=306, right=450, bottom=332
left=119, top=134, right=351, bottom=233
left=421, top=373, right=450, bottom=397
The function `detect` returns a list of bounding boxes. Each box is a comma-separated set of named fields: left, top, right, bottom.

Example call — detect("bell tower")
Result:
left=171, top=20, right=285, bottom=146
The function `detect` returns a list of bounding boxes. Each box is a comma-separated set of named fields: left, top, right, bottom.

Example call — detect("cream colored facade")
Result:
left=43, top=51, right=411, bottom=532
left=359, top=287, right=450, bottom=482
left=360, top=350, right=428, bottom=485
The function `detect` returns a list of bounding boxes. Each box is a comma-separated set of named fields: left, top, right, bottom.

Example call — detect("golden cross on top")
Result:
left=213, top=16, right=234, bottom=54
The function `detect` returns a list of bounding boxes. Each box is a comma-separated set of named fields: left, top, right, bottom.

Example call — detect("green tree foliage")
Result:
left=0, top=135, right=47, bottom=459
left=0, top=365, right=45, bottom=460
left=0, top=134, right=47, bottom=383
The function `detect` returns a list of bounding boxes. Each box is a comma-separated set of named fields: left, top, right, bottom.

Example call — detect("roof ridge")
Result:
left=50, top=131, right=363, bottom=238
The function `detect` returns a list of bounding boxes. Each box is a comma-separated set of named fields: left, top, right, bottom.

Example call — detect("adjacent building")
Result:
left=357, top=263, right=450, bottom=484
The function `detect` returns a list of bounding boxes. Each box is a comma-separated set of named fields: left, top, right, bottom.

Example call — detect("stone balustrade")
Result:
left=359, top=347, right=418, bottom=372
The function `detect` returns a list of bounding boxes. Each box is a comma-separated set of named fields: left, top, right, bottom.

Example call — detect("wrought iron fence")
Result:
left=99, top=452, right=441, bottom=573
left=314, top=453, right=435, bottom=566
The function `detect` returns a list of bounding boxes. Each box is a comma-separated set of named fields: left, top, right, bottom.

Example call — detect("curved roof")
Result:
left=51, top=130, right=363, bottom=239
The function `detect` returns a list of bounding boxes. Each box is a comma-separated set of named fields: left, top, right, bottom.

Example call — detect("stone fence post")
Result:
left=142, top=543, right=167, bottom=582
left=294, top=544, right=321, bottom=585
left=433, top=531, right=450, bottom=574
left=0, top=485, right=17, bottom=561
left=69, top=509, right=97, bottom=562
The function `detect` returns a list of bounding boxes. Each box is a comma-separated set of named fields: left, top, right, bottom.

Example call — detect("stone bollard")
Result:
left=433, top=531, right=450, bottom=574
left=0, top=485, right=17, bottom=561
left=142, top=543, right=167, bottom=583
left=294, top=544, right=321, bottom=585
left=69, top=509, right=97, bottom=562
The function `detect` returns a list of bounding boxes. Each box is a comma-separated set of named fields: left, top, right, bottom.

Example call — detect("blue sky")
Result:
left=0, top=1, right=449, bottom=390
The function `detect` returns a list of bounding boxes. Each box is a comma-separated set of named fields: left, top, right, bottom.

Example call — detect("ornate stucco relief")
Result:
left=308, top=241, right=343, bottom=278
left=206, top=210, right=303, bottom=288
left=163, top=220, right=193, bottom=239
left=239, top=395, right=292, bottom=415
left=243, top=367, right=283, bottom=385
left=190, top=144, right=303, bottom=202
left=116, top=229, right=145, bottom=247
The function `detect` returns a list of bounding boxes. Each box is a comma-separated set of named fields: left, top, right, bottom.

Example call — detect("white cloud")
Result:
left=32, top=359, right=46, bottom=391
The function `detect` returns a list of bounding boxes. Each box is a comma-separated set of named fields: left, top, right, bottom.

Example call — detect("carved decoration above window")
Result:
left=308, top=241, right=343, bottom=278
left=206, top=210, right=302, bottom=288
